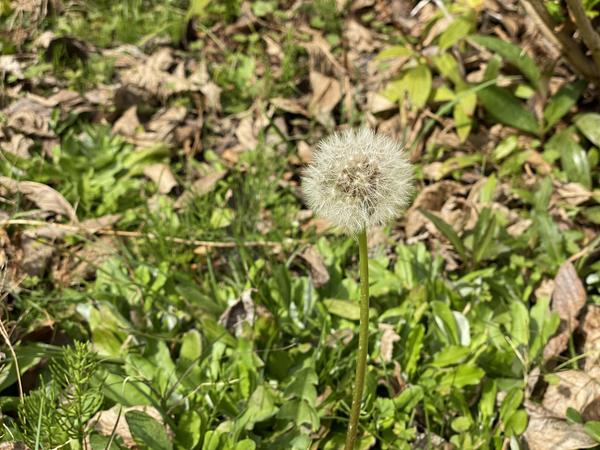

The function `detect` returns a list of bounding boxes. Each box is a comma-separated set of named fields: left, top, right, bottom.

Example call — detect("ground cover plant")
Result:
left=1, top=0, right=600, bottom=449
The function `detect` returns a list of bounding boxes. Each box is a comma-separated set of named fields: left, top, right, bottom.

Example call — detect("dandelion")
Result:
left=301, top=128, right=413, bottom=450
left=302, top=127, right=413, bottom=235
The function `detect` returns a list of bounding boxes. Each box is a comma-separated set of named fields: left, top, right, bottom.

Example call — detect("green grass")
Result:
left=1, top=0, right=600, bottom=449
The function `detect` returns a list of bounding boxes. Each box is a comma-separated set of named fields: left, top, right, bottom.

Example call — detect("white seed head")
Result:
left=302, top=128, right=414, bottom=234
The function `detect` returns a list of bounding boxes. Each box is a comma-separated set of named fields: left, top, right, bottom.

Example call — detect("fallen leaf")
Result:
left=582, top=305, right=600, bottom=374
left=90, top=405, right=171, bottom=448
left=544, top=261, right=587, bottom=361
left=368, top=93, right=397, bottom=115
left=112, top=106, right=141, bottom=137
left=0, top=177, right=77, bottom=221
left=557, top=182, right=592, bottom=206
left=300, top=245, right=330, bottom=287
left=405, top=181, right=464, bottom=237
left=1, top=134, right=34, bottom=158
left=0, top=55, right=25, bottom=79
left=378, top=323, right=400, bottom=363
left=235, top=116, right=258, bottom=150
left=524, top=414, right=597, bottom=450
left=270, top=97, right=309, bottom=116
left=3, top=97, right=54, bottom=138
left=174, top=170, right=227, bottom=209
left=542, top=370, right=600, bottom=418
left=309, top=71, right=342, bottom=117
left=143, top=163, right=178, bottom=194
left=121, top=48, right=201, bottom=100
left=219, top=289, right=256, bottom=338
left=298, top=141, right=312, bottom=164
left=0, top=443, right=30, bottom=450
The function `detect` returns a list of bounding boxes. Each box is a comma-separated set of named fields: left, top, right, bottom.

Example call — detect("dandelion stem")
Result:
left=345, top=229, right=370, bottom=450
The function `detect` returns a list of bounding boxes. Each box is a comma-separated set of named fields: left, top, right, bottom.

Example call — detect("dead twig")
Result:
left=521, top=0, right=600, bottom=83
left=0, top=219, right=299, bottom=249
left=565, top=0, right=600, bottom=77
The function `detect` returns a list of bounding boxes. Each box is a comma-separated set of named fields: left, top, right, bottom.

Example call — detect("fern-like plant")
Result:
left=18, top=341, right=104, bottom=449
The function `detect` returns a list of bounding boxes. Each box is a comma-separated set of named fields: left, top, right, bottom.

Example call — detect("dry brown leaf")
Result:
left=55, top=237, right=117, bottom=285
left=0, top=177, right=77, bottom=221
left=90, top=405, right=171, bottom=448
left=270, top=97, right=309, bottom=116
left=3, top=97, right=54, bottom=138
left=0, top=55, right=25, bottom=79
left=300, top=245, right=330, bottom=288
left=143, top=163, right=178, bottom=194
left=524, top=414, right=597, bottom=450
left=544, top=261, right=587, bottom=361
left=297, top=141, right=313, bottom=164
left=144, top=106, right=187, bottom=142
left=542, top=370, right=600, bottom=417
left=557, top=182, right=592, bottom=206
left=405, top=181, right=464, bottom=237
left=1, top=134, right=34, bottom=158
left=378, top=323, right=400, bottom=363
left=174, top=170, right=227, bottom=209
left=368, top=93, right=397, bottom=115
left=582, top=305, right=600, bottom=374
left=309, top=71, right=342, bottom=118
left=344, top=19, right=376, bottom=53
left=112, top=106, right=141, bottom=137
left=121, top=48, right=201, bottom=100
left=0, top=443, right=30, bottom=450
left=235, top=116, right=258, bottom=150
left=219, top=289, right=256, bottom=338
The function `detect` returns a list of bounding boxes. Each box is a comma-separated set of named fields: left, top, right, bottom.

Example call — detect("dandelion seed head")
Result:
left=302, top=128, right=414, bottom=234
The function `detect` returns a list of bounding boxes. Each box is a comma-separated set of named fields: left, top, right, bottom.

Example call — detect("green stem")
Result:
left=345, top=229, right=370, bottom=450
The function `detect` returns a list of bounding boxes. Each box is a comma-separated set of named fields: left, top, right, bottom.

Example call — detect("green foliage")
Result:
left=17, top=342, right=103, bottom=448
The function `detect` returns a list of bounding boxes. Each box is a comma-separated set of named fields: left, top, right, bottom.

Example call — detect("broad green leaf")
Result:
left=439, top=364, right=485, bottom=388
left=431, top=345, right=471, bottom=367
left=393, top=385, right=424, bottom=411
left=566, top=407, right=584, bottom=424
left=546, top=129, right=592, bottom=188
left=544, top=80, right=587, bottom=130
left=235, top=440, right=257, bottom=450
left=323, top=299, right=360, bottom=320
left=285, top=367, right=318, bottom=403
left=500, top=387, right=523, bottom=424
left=375, top=45, right=414, bottom=60
left=402, top=324, right=424, bottom=376
left=575, top=113, right=600, bottom=147
left=403, top=64, right=432, bottom=109
left=454, top=91, right=477, bottom=142
left=493, top=135, right=519, bottom=161
left=472, top=208, right=497, bottom=264
left=505, top=409, right=528, bottom=435
left=177, top=329, right=202, bottom=371
left=479, top=379, right=497, bottom=419
left=529, top=296, right=560, bottom=361
left=509, top=301, right=529, bottom=346
left=433, top=52, right=465, bottom=88
left=419, top=209, right=467, bottom=262
left=583, top=206, right=600, bottom=224
left=470, top=34, right=541, bottom=88
left=277, top=399, right=320, bottom=430
left=126, top=410, right=172, bottom=450
left=478, top=85, right=540, bottom=134
left=176, top=410, right=202, bottom=450
left=439, top=17, right=473, bottom=50
left=235, top=385, right=279, bottom=432
left=535, top=214, right=564, bottom=264
left=431, top=301, right=461, bottom=345
left=585, top=421, right=600, bottom=441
